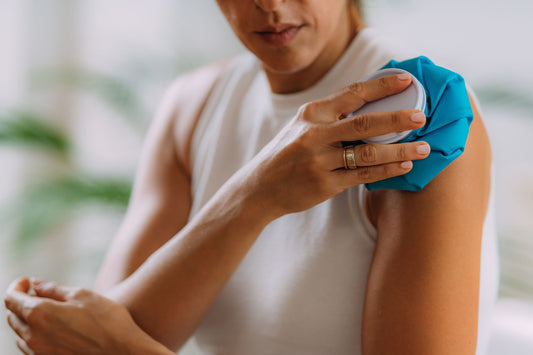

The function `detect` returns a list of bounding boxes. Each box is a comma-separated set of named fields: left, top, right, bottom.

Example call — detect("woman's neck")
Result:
left=265, top=7, right=363, bottom=94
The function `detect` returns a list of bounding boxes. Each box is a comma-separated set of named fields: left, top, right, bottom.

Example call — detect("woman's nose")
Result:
left=254, top=0, right=284, bottom=12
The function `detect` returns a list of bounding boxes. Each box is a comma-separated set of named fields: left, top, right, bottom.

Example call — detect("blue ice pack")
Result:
left=360, top=56, right=473, bottom=191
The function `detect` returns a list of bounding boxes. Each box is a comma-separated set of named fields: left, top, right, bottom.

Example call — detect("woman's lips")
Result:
left=255, top=25, right=303, bottom=47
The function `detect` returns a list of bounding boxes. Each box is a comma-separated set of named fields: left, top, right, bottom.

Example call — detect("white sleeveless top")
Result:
left=188, top=28, right=499, bottom=355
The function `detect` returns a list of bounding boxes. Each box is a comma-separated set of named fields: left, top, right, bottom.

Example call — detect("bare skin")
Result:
left=5, top=278, right=175, bottom=355
left=99, top=73, right=430, bottom=350
left=4, top=0, right=490, bottom=354
left=5, top=73, right=432, bottom=354
left=362, top=96, right=491, bottom=354
left=93, top=61, right=232, bottom=292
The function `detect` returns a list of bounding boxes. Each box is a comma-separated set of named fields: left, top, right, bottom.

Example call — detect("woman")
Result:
left=5, top=0, right=498, bottom=354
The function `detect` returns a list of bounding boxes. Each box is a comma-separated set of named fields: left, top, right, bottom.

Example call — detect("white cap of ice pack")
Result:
left=350, top=68, right=426, bottom=144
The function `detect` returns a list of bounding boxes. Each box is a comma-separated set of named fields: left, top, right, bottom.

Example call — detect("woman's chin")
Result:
left=260, top=53, right=314, bottom=76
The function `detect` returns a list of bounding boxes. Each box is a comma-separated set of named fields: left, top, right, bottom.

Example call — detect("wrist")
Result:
left=204, top=166, right=282, bottom=229
left=228, top=161, right=288, bottom=223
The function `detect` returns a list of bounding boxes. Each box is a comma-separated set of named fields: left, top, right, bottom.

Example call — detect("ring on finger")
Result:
left=343, top=146, right=357, bottom=170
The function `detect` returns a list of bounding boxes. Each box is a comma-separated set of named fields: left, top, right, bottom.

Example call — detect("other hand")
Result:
left=4, top=277, right=173, bottom=355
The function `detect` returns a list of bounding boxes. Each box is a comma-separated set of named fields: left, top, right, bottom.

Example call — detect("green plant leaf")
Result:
left=2, top=175, right=132, bottom=252
left=0, top=111, right=70, bottom=156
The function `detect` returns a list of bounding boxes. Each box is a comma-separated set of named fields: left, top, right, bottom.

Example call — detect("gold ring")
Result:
left=344, top=146, right=357, bottom=170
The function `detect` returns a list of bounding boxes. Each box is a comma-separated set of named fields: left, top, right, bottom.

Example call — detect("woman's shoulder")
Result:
left=148, top=58, right=236, bottom=175
left=367, top=93, right=492, bottom=228
left=165, top=58, right=236, bottom=119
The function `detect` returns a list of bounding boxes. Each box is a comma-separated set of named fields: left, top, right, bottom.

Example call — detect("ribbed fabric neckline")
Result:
left=263, top=27, right=375, bottom=117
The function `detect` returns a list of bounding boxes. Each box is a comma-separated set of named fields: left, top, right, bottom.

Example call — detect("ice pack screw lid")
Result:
left=350, top=68, right=427, bottom=144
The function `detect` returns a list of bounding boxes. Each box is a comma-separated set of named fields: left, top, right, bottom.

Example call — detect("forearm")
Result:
left=121, top=330, right=177, bottom=355
left=105, top=167, right=276, bottom=350
left=94, top=198, right=190, bottom=292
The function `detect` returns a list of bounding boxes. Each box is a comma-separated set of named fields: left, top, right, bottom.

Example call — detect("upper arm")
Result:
left=95, top=61, right=230, bottom=291
left=362, top=95, right=491, bottom=354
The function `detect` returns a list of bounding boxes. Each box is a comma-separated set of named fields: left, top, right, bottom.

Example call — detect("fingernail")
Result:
left=416, top=144, right=430, bottom=155
left=410, top=112, right=425, bottom=123
left=400, top=161, right=413, bottom=169
left=397, top=73, right=411, bottom=81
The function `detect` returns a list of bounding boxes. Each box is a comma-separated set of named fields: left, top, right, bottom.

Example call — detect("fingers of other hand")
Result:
left=324, top=74, right=412, bottom=117
left=7, top=310, right=49, bottom=355
left=7, top=310, right=30, bottom=343
left=5, top=278, right=37, bottom=322
left=4, top=278, right=103, bottom=355
left=16, top=339, right=35, bottom=355
left=5, top=278, right=56, bottom=335
left=328, top=110, right=425, bottom=143
left=33, top=280, right=73, bottom=302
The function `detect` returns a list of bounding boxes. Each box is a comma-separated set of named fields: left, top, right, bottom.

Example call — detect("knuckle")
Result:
left=395, top=144, right=408, bottom=160
left=357, top=166, right=372, bottom=181
left=357, top=144, right=378, bottom=164
left=390, top=111, right=401, bottom=128
left=298, top=101, right=320, bottom=121
left=348, top=81, right=365, bottom=96
left=352, top=114, right=371, bottom=134
left=378, top=76, right=390, bottom=90
left=348, top=81, right=365, bottom=94
left=24, top=305, right=45, bottom=327
left=70, top=287, right=90, bottom=300
left=347, top=82, right=366, bottom=103
left=297, top=102, right=310, bottom=117
left=384, top=163, right=401, bottom=178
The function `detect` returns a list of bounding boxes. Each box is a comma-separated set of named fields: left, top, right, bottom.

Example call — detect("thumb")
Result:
left=32, top=280, right=71, bottom=302
left=10, top=277, right=31, bottom=293
left=4, top=277, right=33, bottom=319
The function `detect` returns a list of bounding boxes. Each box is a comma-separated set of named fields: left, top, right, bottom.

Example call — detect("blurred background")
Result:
left=1, top=0, right=532, bottom=354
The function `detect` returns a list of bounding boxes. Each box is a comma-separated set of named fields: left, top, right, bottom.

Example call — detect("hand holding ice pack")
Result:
left=349, top=56, right=474, bottom=191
